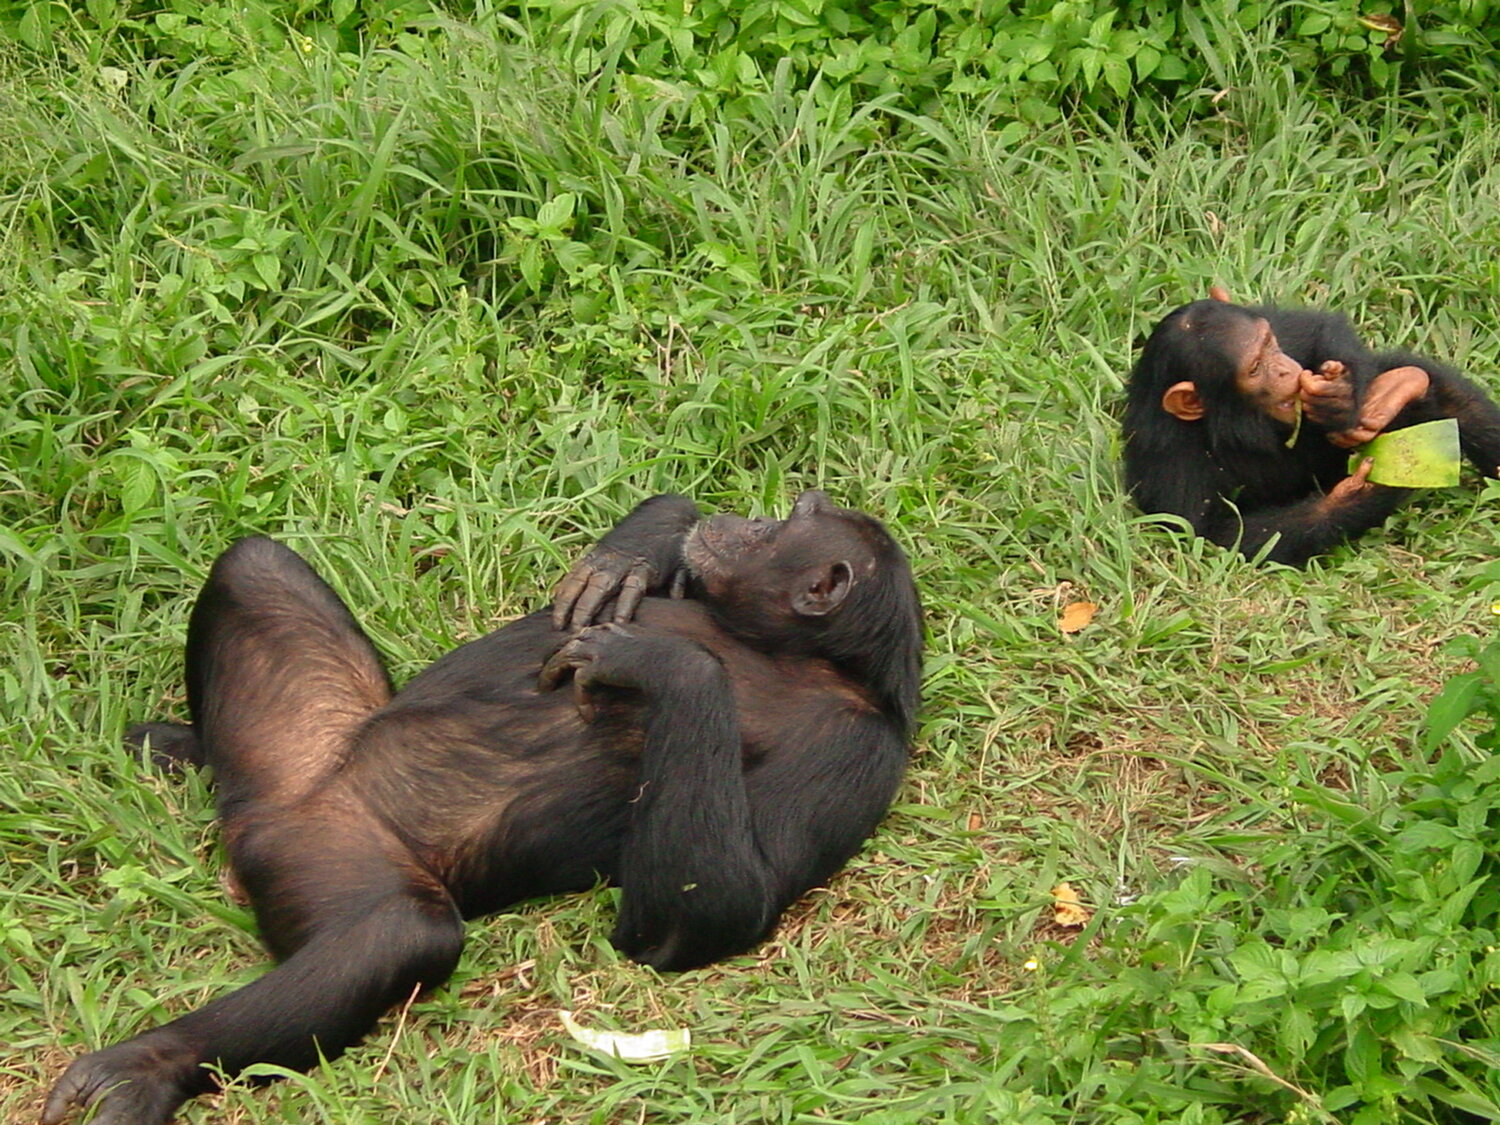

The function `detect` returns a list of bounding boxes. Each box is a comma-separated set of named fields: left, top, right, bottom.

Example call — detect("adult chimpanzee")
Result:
left=1122, top=289, right=1500, bottom=565
left=44, top=491, right=923, bottom=1125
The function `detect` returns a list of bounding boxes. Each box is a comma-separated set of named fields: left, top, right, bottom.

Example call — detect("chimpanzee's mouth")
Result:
left=683, top=516, right=777, bottom=579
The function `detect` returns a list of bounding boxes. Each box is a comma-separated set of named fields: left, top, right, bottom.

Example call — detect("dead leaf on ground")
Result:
left=1051, top=882, right=1092, bottom=928
left=1358, top=13, right=1402, bottom=48
left=1059, top=601, right=1098, bottom=633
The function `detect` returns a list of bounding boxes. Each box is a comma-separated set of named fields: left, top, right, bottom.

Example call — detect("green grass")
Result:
left=5, top=11, right=1500, bottom=1125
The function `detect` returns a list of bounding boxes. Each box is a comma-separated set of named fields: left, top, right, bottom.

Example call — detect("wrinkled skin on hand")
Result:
left=551, top=495, right=699, bottom=632
left=551, top=548, right=687, bottom=632
left=1298, top=359, right=1359, bottom=432
left=1321, top=457, right=1377, bottom=507
left=1328, top=364, right=1431, bottom=448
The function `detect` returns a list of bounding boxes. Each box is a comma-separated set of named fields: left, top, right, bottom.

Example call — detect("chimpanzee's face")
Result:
left=1233, top=319, right=1306, bottom=425
left=683, top=491, right=862, bottom=648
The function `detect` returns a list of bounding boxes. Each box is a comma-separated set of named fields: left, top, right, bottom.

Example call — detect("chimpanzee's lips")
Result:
left=684, top=516, right=778, bottom=580
left=683, top=520, right=733, bottom=578
left=685, top=520, right=732, bottom=561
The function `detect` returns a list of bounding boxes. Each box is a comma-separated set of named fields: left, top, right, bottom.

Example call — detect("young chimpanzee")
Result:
left=44, top=491, right=923, bottom=1125
left=1122, top=289, right=1500, bottom=565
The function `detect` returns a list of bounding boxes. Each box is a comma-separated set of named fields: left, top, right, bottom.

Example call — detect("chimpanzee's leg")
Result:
left=125, top=721, right=203, bottom=770
left=182, top=536, right=394, bottom=810
left=123, top=536, right=389, bottom=779
left=45, top=538, right=464, bottom=1125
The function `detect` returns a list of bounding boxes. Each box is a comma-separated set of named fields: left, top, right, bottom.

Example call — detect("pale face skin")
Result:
left=1233, top=319, right=1306, bottom=425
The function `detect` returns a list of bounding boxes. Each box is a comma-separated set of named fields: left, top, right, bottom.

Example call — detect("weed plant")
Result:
left=4, top=7, right=1500, bottom=1124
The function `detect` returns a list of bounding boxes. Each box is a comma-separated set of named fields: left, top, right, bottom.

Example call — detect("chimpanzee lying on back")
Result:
left=1123, top=288, right=1500, bottom=565
left=44, top=491, right=923, bottom=1125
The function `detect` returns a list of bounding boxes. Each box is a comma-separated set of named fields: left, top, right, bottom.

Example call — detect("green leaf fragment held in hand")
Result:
left=1348, top=417, right=1461, bottom=487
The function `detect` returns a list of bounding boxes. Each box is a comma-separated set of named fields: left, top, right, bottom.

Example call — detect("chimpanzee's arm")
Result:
left=553, top=494, right=702, bottom=630
left=738, top=710, right=906, bottom=912
left=1277, top=316, right=1500, bottom=475
left=1139, top=449, right=1409, bottom=566
left=614, top=698, right=904, bottom=972
left=538, top=624, right=904, bottom=971
left=1200, top=477, right=1410, bottom=566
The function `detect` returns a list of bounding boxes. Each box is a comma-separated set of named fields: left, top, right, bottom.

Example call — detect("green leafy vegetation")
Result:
left=5, top=2, right=1500, bottom=1122
left=6, top=1, right=1498, bottom=126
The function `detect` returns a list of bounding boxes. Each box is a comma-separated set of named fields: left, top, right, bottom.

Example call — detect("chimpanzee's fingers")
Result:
left=41, top=1074, right=84, bottom=1125
left=537, top=626, right=634, bottom=706
left=572, top=678, right=597, bottom=724
left=42, top=1057, right=135, bottom=1125
left=551, top=566, right=589, bottom=630
left=538, top=645, right=585, bottom=691
left=611, top=563, right=651, bottom=624
left=43, top=1047, right=186, bottom=1125
left=1301, top=370, right=1351, bottom=401
left=569, top=567, right=626, bottom=632
left=1358, top=395, right=1406, bottom=430
left=41, top=1068, right=104, bottom=1125
left=1303, top=380, right=1348, bottom=398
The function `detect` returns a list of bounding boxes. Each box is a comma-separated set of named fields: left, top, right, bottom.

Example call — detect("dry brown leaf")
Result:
left=1358, top=13, right=1403, bottom=48
left=966, top=812, right=982, bottom=832
left=1058, top=601, right=1098, bottom=634
left=1051, top=882, right=1092, bottom=928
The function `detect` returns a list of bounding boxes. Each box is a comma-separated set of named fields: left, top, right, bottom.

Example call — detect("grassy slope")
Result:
left=3, top=17, right=1500, bottom=1124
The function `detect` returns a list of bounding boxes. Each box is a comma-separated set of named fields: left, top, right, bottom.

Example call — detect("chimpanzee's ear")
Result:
left=792, top=562, right=853, bottom=616
left=1208, top=285, right=1232, bottom=303
left=1162, top=381, right=1205, bottom=421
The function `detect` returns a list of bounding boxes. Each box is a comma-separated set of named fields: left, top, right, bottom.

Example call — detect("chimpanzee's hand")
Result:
left=551, top=495, right=701, bottom=631
left=1322, top=458, right=1379, bottom=506
left=551, top=549, right=686, bottom=633
left=538, top=623, right=719, bottom=720
left=538, top=623, right=624, bottom=720
left=1300, top=360, right=1358, bottom=432
left=1328, top=364, right=1430, bottom=448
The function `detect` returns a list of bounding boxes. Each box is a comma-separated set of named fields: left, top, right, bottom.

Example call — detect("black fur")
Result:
left=45, top=492, right=923, bottom=1125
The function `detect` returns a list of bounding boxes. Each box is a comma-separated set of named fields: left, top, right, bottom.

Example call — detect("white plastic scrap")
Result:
left=558, top=1010, right=691, bottom=1063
